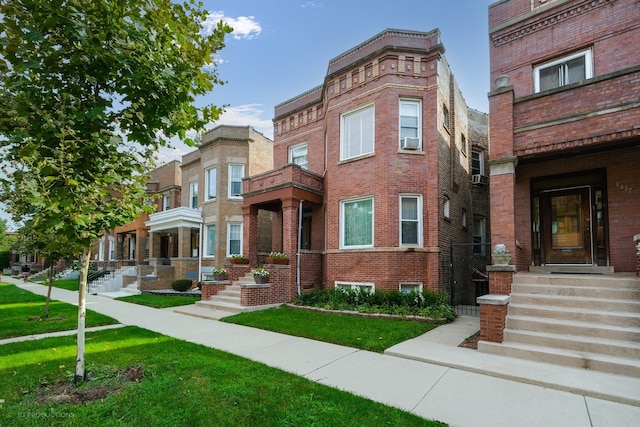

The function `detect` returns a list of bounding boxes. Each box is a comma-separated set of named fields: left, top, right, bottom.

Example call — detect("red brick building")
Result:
left=480, top=0, right=640, bottom=373
left=241, top=29, right=489, bottom=305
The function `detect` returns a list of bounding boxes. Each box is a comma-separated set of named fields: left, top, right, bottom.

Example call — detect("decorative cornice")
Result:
left=491, top=0, right=615, bottom=47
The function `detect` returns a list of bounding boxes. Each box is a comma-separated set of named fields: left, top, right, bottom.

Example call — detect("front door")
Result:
left=541, top=187, right=593, bottom=264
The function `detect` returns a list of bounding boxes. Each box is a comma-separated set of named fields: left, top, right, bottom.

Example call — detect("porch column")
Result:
left=480, top=81, right=517, bottom=345
left=272, top=210, right=284, bottom=253
left=148, top=232, right=160, bottom=259
left=177, top=227, right=192, bottom=258
left=243, top=205, right=259, bottom=266
left=281, top=198, right=300, bottom=258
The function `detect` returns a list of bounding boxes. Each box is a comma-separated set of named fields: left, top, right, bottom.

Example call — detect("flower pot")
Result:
left=266, top=257, right=289, bottom=265
left=492, top=254, right=511, bottom=265
left=253, top=276, right=269, bottom=284
left=229, top=258, right=249, bottom=265
left=213, top=274, right=227, bottom=281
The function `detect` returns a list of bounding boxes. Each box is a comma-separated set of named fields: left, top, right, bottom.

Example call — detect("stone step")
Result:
left=508, top=303, right=640, bottom=328
left=510, top=293, right=640, bottom=312
left=512, top=283, right=640, bottom=299
left=218, top=289, right=241, bottom=298
left=195, top=300, right=243, bottom=314
left=507, top=314, right=640, bottom=342
left=479, top=340, right=640, bottom=378
left=213, top=295, right=241, bottom=305
left=503, top=327, right=640, bottom=359
left=514, top=273, right=639, bottom=288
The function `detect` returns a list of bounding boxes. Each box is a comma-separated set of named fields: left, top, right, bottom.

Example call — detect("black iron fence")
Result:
left=448, top=242, right=492, bottom=313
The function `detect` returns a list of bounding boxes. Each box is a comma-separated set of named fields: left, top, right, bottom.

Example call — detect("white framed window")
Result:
left=227, top=223, right=242, bottom=257
left=534, top=49, right=593, bottom=92
left=341, top=103, right=374, bottom=160
left=462, top=209, right=468, bottom=230
left=190, top=181, right=198, bottom=209
left=399, top=99, right=421, bottom=150
left=443, top=197, right=450, bottom=219
left=335, top=282, right=375, bottom=293
left=461, top=133, right=467, bottom=155
left=204, top=224, right=216, bottom=257
left=229, top=164, right=244, bottom=199
left=163, top=194, right=170, bottom=211
left=340, top=197, right=374, bottom=249
left=471, top=150, right=484, bottom=176
left=400, top=194, right=422, bottom=246
left=206, top=167, right=217, bottom=200
left=473, top=217, right=486, bottom=255
left=400, top=283, right=422, bottom=293
left=289, top=143, right=308, bottom=169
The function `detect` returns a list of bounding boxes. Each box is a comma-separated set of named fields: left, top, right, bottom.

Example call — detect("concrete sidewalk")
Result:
left=3, top=277, right=640, bottom=427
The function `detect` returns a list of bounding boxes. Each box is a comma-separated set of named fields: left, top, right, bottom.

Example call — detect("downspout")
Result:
left=297, top=200, right=303, bottom=297
left=198, top=213, right=203, bottom=283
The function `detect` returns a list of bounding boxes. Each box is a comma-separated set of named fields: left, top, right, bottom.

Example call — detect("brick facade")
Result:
left=243, top=29, right=488, bottom=303
left=482, top=0, right=640, bottom=344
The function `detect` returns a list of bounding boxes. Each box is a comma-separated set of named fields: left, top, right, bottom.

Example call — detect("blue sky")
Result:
left=1, top=0, right=494, bottom=230
left=157, top=0, right=495, bottom=162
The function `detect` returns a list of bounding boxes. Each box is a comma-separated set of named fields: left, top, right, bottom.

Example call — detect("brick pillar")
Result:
left=478, top=295, right=510, bottom=343
left=282, top=198, right=300, bottom=301
left=177, top=227, right=192, bottom=258
left=243, top=205, right=259, bottom=266
left=272, top=210, right=284, bottom=253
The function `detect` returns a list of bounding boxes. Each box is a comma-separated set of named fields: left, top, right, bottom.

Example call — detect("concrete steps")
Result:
left=479, top=272, right=640, bottom=377
left=196, top=281, right=245, bottom=314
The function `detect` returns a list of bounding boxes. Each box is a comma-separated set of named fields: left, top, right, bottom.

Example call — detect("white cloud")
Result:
left=301, top=2, right=324, bottom=8
left=155, top=104, right=273, bottom=164
left=203, top=11, right=262, bottom=40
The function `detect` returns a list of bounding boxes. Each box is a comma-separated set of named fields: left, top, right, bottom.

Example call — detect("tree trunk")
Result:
left=75, top=248, right=90, bottom=384
left=43, top=260, right=55, bottom=319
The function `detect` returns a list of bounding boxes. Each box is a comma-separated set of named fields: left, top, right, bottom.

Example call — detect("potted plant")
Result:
left=492, top=244, right=511, bottom=265
left=212, top=267, right=227, bottom=281
left=266, top=251, right=289, bottom=265
left=229, top=254, right=249, bottom=264
left=251, top=267, right=270, bottom=284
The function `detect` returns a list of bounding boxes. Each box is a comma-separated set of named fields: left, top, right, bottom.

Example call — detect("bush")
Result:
left=294, top=288, right=456, bottom=321
left=171, top=279, right=193, bottom=292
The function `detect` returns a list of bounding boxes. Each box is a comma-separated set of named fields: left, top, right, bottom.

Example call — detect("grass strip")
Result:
left=0, top=326, right=446, bottom=426
left=222, top=305, right=438, bottom=353
left=0, top=283, right=118, bottom=340
left=115, top=294, right=198, bottom=308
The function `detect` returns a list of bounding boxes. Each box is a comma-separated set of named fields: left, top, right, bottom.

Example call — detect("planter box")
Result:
left=266, top=257, right=289, bottom=265
left=229, top=258, right=249, bottom=265
left=213, top=274, right=227, bottom=281
left=253, top=276, right=269, bottom=284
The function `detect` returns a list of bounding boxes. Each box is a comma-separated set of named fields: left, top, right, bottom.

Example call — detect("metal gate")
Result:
left=448, top=242, right=491, bottom=315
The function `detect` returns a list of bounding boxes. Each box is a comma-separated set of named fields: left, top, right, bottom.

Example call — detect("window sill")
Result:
left=338, top=152, right=375, bottom=165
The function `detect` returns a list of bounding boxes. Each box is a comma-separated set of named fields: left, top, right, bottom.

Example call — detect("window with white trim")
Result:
left=229, top=164, right=244, bottom=199
left=462, top=209, right=468, bottom=230
left=204, top=224, right=215, bottom=257
left=227, top=223, right=242, bottom=257
left=473, top=217, right=486, bottom=255
left=399, top=99, right=421, bottom=150
left=206, top=167, right=217, bottom=200
left=289, top=143, right=308, bottom=169
left=340, top=197, right=374, bottom=248
left=471, top=150, right=484, bottom=176
left=400, top=194, right=422, bottom=246
left=341, top=104, right=374, bottom=160
left=189, top=181, right=198, bottom=209
left=534, top=49, right=593, bottom=92
left=400, top=283, right=422, bottom=293
left=163, top=194, right=170, bottom=211
left=335, top=282, right=375, bottom=293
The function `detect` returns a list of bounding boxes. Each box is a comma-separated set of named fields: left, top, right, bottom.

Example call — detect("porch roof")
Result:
left=145, top=207, right=202, bottom=232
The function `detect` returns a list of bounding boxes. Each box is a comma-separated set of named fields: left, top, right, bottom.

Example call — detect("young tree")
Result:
left=0, top=0, right=231, bottom=383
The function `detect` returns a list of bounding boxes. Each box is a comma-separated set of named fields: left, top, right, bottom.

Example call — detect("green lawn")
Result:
left=0, top=326, right=446, bottom=426
left=222, top=305, right=439, bottom=353
left=0, top=283, right=118, bottom=340
left=115, top=293, right=198, bottom=308
left=47, top=279, right=80, bottom=291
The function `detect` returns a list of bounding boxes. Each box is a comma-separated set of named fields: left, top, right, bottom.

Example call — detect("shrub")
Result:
left=172, top=279, right=193, bottom=292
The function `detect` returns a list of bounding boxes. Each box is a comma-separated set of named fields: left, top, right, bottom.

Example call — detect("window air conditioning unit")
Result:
left=401, top=137, right=420, bottom=150
left=472, top=174, right=487, bottom=185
